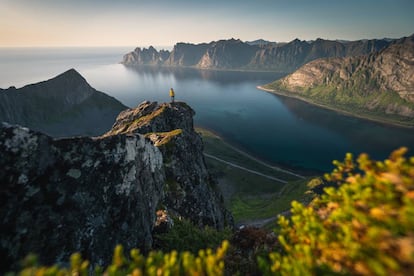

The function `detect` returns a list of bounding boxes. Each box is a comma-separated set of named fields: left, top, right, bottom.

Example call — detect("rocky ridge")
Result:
left=0, top=123, right=164, bottom=271
left=0, top=69, right=127, bottom=137
left=0, top=100, right=232, bottom=272
left=267, top=34, right=414, bottom=123
left=122, top=37, right=393, bottom=73
left=104, top=101, right=233, bottom=228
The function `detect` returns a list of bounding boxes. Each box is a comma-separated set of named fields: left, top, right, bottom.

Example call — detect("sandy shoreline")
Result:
left=256, top=85, right=414, bottom=129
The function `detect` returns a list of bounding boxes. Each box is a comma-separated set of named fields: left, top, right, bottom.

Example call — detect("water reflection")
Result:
left=82, top=65, right=414, bottom=172
left=124, top=66, right=285, bottom=86
left=89, top=65, right=414, bottom=172
left=275, top=94, right=414, bottom=160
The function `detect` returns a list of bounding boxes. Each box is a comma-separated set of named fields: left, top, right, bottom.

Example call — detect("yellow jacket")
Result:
left=169, top=88, right=175, bottom=97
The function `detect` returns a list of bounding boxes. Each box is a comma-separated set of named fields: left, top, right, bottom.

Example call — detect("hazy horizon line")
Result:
left=1, top=33, right=412, bottom=49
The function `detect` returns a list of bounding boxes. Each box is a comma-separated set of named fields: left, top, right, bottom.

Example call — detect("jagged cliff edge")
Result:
left=0, top=101, right=232, bottom=271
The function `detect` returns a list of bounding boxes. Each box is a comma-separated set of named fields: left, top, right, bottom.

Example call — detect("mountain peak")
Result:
left=102, top=100, right=232, bottom=228
left=51, top=68, right=89, bottom=83
left=63, top=68, right=81, bottom=75
left=103, top=101, right=195, bottom=137
left=0, top=70, right=126, bottom=137
left=55, top=68, right=85, bottom=81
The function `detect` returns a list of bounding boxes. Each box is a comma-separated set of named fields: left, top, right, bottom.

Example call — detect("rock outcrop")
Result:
left=0, top=123, right=164, bottom=271
left=0, top=69, right=127, bottom=137
left=104, top=101, right=233, bottom=229
left=0, top=100, right=232, bottom=272
left=265, top=34, right=414, bottom=125
left=122, top=37, right=393, bottom=73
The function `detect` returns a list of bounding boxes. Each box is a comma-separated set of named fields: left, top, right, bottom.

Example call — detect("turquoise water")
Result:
left=1, top=47, right=414, bottom=172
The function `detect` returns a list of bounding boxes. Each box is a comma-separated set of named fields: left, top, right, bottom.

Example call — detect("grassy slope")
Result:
left=263, top=80, right=414, bottom=128
left=197, top=128, right=315, bottom=224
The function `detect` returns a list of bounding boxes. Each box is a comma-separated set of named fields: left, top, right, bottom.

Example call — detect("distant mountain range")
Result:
left=0, top=69, right=127, bottom=137
left=122, top=37, right=393, bottom=73
left=263, top=34, right=414, bottom=127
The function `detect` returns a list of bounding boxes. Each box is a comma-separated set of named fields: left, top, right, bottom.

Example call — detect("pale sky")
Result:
left=1, top=0, right=413, bottom=47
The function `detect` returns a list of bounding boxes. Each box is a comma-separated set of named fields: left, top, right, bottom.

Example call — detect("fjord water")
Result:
left=1, top=48, right=414, bottom=172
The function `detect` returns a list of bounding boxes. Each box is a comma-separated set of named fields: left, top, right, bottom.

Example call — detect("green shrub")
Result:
left=14, top=241, right=229, bottom=276
left=259, top=147, right=414, bottom=275
left=12, top=148, right=414, bottom=275
left=154, top=218, right=232, bottom=254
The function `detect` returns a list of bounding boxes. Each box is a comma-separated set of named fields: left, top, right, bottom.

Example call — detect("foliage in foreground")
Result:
left=153, top=218, right=232, bottom=254
left=11, top=148, right=414, bottom=275
left=260, top=147, right=414, bottom=275
left=15, top=241, right=229, bottom=276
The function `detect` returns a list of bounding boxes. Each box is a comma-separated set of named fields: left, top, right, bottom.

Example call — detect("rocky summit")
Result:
left=0, top=100, right=232, bottom=272
left=104, top=101, right=233, bottom=229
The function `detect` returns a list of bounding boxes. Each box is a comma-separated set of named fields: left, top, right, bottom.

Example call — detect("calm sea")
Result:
left=1, top=47, right=414, bottom=172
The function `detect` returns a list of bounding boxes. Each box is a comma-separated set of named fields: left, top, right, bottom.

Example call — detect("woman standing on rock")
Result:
left=169, top=88, right=175, bottom=103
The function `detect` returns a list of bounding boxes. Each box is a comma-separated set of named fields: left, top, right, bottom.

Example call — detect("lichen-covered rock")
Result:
left=104, top=101, right=233, bottom=229
left=0, top=122, right=164, bottom=272
left=0, top=100, right=233, bottom=273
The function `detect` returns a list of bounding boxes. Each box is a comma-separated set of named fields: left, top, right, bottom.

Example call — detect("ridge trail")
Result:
left=216, top=137, right=306, bottom=179
left=204, top=153, right=289, bottom=184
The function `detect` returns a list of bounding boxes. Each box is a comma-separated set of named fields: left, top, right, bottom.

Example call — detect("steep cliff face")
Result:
left=248, top=39, right=311, bottom=72
left=122, top=46, right=170, bottom=66
left=248, top=38, right=391, bottom=72
left=371, top=35, right=414, bottom=102
left=164, top=43, right=209, bottom=66
left=197, top=39, right=257, bottom=69
left=266, top=34, right=414, bottom=124
left=104, top=101, right=233, bottom=229
left=122, top=37, right=392, bottom=73
left=0, top=123, right=164, bottom=271
left=0, top=69, right=127, bottom=137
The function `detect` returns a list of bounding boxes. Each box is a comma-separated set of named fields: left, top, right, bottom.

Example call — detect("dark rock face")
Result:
left=104, top=101, right=233, bottom=229
left=249, top=39, right=311, bottom=72
left=0, top=100, right=232, bottom=272
left=198, top=39, right=257, bottom=69
left=164, top=43, right=210, bottom=67
left=0, top=69, right=127, bottom=137
left=0, top=123, right=164, bottom=271
left=249, top=38, right=391, bottom=72
left=122, top=37, right=393, bottom=73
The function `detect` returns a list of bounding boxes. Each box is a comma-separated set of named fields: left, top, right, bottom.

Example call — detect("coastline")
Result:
left=257, top=85, right=414, bottom=129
